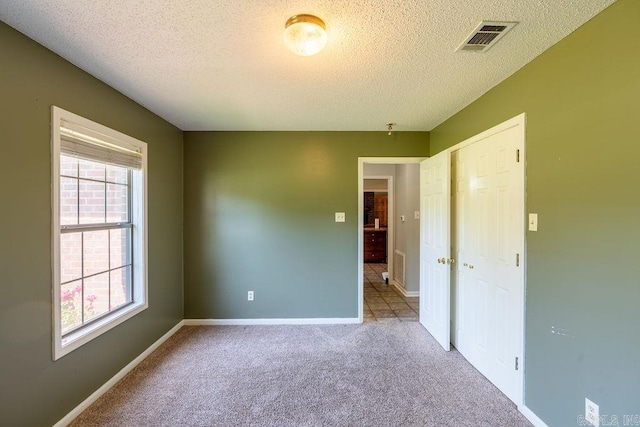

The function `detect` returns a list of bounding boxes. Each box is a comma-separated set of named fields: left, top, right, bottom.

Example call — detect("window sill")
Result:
left=55, top=301, right=148, bottom=360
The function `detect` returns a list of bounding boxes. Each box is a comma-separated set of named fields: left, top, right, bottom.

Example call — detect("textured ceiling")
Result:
left=0, top=1, right=615, bottom=131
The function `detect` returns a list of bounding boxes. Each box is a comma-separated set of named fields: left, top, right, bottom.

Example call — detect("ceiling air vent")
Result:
left=456, top=21, right=518, bottom=53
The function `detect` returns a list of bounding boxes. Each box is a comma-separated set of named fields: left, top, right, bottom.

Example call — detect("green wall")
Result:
left=430, top=1, right=640, bottom=424
left=0, top=22, right=184, bottom=426
left=183, top=132, right=428, bottom=319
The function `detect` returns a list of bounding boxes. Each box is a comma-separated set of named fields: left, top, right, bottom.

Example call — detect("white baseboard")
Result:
left=391, top=280, right=419, bottom=298
left=54, top=320, right=184, bottom=427
left=520, top=405, right=548, bottom=427
left=184, top=318, right=360, bottom=326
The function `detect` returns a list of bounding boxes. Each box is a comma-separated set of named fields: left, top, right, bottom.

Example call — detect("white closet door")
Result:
left=457, top=123, right=524, bottom=404
left=419, top=151, right=451, bottom=351
left=451, top=147, right=476, bottom=358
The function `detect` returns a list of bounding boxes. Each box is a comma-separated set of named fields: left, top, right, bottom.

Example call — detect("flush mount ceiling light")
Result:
left=284, top=14, right=327, bottom=56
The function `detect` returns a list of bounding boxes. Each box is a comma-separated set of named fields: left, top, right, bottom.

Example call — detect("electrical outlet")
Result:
left=335, top=212, right=345, bottom=223
left=247, top=291, right=254, bottom=301
left=585, top=398, right=599, bottom=427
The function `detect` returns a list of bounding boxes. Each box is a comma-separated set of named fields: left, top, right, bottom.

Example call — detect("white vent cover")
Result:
left=393, top=249, right=406, bottom=287
left=457, top=21, right=518, bottom=52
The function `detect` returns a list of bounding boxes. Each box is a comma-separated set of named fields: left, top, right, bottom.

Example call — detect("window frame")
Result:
left=52, top=106, right=148, bottom=360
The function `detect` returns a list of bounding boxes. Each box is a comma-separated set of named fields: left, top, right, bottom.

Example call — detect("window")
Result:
left=52, top=106, right=147, bottom=360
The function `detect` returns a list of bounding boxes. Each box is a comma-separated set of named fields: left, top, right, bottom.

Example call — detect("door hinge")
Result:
left=515, top=357, right=519, bottom=370
left=516, top=149, right=520, bottom=163
left=516, top=253, right=520, bottom=267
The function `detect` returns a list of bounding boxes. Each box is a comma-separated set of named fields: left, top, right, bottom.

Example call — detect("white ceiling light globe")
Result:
left=284, top=15, right=327, bottom=56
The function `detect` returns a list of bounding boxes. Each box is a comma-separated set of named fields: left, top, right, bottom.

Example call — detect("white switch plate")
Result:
left=400, top=215, right=405, bottom=222
left=247, top=291, right=254, bottom=301
left=335, top=212, right=345, bottom=223
left=528, top=213, right=538, bottom=231
left=414, top=211, right=420, bottom=220
left=585, top=398, right=599, bottom=427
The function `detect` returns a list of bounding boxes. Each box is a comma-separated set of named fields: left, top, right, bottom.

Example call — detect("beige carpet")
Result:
left=71, top=322, right=532, bottom=426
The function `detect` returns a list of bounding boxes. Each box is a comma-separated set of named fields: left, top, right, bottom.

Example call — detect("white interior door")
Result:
left=451, top=148, right=475, bottom=355
left=419, top=151, right=451, bottom=351
left=453, top=121, right=524, bottom=405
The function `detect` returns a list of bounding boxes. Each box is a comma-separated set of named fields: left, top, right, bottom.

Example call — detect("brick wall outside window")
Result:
left=59, top=155, right=132, bottom=333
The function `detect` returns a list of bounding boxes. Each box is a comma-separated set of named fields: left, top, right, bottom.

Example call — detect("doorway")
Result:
left=362, top=174, right=420, bottom=321
left=357, top=158, right=425, bottom=323
left=363, top=176, right=391, bottom=265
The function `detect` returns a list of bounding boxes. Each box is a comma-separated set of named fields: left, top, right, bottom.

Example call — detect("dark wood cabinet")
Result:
left=363, top=229, right=387, bottom=263
left=364, top=192, right=388, bottom=228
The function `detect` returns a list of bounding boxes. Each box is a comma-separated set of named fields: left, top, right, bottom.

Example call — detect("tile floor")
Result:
left=364, top=263, right=419, bottom=322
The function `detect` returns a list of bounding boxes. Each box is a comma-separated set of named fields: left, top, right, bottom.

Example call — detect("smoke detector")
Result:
left=456, top=21, right=518, bottom=53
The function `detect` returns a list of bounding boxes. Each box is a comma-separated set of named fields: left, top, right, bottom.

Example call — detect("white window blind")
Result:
left=59, top=119, right=142, bottom=170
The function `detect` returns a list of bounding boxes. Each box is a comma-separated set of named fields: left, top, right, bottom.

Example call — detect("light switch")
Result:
left=414, top=211, right=420, bottom=220
left=528, top=213, right=538, bottom=231
left=400, top=215, right=406, bottom=222
left=335, top=212, right=345, bottom=223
